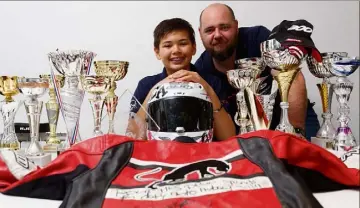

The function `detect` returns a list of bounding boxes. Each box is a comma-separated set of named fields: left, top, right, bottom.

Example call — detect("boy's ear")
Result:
left=154, top=47, right=161, bottom=60
left=192, top=44, right=196, bottom=56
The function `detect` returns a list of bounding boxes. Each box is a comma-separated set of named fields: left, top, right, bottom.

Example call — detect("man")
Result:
left=195, top=3, right=320, bottom=139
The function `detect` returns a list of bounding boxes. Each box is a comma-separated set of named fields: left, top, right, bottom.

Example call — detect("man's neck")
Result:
left=212, top=52, right=236, bottom=74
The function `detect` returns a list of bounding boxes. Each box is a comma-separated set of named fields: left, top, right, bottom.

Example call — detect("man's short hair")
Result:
left=153, top=18, right=196, bottom=49
left=199, top=4, right=236, bottom=26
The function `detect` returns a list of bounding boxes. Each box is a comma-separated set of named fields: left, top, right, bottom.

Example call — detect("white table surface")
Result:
left=0, top=189, right=359, bottom=208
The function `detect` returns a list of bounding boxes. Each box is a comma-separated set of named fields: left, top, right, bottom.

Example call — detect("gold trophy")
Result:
left=39, top=74, right=65, bottom=151
left=94, top=60, right=129, bottom=134
left=0, top=76, right=22, bottom=149
left=260, top=39, right=305, bottom=134
left=81, top=75, right=111, bottom=137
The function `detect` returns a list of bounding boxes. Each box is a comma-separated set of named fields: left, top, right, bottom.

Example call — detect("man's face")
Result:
left=154, top=30, right=196, bottom=73
left=199, top=6, right=238, bottom=61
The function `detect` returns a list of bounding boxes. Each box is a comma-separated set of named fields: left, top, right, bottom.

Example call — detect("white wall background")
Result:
left=0, top=1, right=358, bottom=142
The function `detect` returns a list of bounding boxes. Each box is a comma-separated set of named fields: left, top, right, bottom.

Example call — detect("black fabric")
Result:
left=281, top=159, right=358, bottom=193
left=147, top=96, right=213, bottom=132
left=4, top=165, right=89, bottom=200
left=237, top=137, right=323, bottom=208
left=60, top=142, right=134, bottom=208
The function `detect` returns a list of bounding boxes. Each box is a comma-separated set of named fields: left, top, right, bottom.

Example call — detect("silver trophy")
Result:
left=306, top=53, right=337, bottom=148
left=227, top=57, right=265, bottom=134
left=251, top=78, right=279, bottom=129
left=261, top=39, right=306, bottom=134
left=327, top=52, right=360, bottom=151
left=48, top=49, right=96, bottom=148
left=81, top=75, right=111, bottom=137
left=0, top=76, right=22, bottom=150
left=17, top=77, right=49, bottom=156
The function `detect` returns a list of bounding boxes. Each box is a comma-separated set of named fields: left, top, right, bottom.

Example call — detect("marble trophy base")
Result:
left=20, top=141, right=56, bottom=163
left=311, top=137, right=334, bottom=150
left=16, top=147, right=51, bottom=167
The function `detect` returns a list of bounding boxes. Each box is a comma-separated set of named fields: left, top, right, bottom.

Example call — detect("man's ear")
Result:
left=154, top=47, right=161, bottom=60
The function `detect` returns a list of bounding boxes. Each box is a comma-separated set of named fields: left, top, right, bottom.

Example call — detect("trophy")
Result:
left=306, top=53, right=337, bottom=149
left=39, top=74, right=65, bottom=151
left=17, top=77, right=51, bottom=166
left=260, top=39, right=305, bottom=134
left=327, top=52, right=360, bottom=151
left=94, top=60, right=129, bottom=134
left=48, top=50, right=96, bottom=148
left=0, top=76, right=22, bottom=150
left=227, top=58, right=265, bottom=134
left=251, top=78, right=279, bottom=129
left=81, top=75, right=111, bottom=137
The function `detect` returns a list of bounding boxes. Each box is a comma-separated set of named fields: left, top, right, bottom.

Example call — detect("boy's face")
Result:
left=154, top=30, right=196, bottom=73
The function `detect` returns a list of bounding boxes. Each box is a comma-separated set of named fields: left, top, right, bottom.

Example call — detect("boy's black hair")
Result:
left=153, top=18, right=195, bottom=49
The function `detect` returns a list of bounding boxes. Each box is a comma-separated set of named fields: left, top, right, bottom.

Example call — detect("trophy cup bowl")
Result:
left=39, top=74, right=65, bottom=151
left=48, top=49, right=96, bottom=149
left=0, top=76, right=22, bottom=150
left=17, top=77, right=49, bottom=158
left=81, top=75, right=111, bottom=137
left=260, top=39, right=305, bottom=134
left=94, top=60, right=129, bottom=134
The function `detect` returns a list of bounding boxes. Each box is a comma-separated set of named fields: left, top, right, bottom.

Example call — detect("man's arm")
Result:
left=288, top=71, right=308, bottom=131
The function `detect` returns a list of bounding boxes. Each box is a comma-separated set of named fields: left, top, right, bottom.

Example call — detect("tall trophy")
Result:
left=48, top=49, right=96, bottom=149
left=94, top=60, right=128, bottom=134
left=81, top=75, right=111, bottom=137
left=261, top=39, right=305, bottom=134
left=226, top=57, right=265, bottom=134
left=17, top=77, right=51, bottom=166
left=306, top=53, right=337, bottom=149
left=0, top=76, right=22, bottom=150
left=39, top=74, right=65, bottom=151
left=327, top=52, right=360, bottom=151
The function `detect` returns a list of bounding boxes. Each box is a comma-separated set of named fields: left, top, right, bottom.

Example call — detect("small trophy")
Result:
left=39, top=74, right=65, bottom=151
left=327, top=52, right=360, bottom=151
left=81, top=75, right=111, bottom=137
left=0, top=76, right=22, bottom=150
left=226, top=58, right=265, bottom=134
left=17, top=77, right=51, bottom=166
left=94, top=60, right=129, bottom=134
left=306, top=53, right=337, bottom=149
left=48, top=49, right=96, bottom=149
left=260, top=39, right=305, bottom=134
left=251, top=79, right=279, bottom=129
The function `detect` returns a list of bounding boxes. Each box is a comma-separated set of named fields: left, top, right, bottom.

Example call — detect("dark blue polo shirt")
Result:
left=195, top=26, right=320, bottom=140
left=131, top=64, right=223, bottom=114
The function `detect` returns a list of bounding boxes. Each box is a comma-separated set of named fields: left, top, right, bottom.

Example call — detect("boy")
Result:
left=131, top=18, right=235, bottom=141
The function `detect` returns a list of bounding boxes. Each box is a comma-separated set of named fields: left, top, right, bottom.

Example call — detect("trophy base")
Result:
left=27, top=153, right=52, bottom=167
left=21, top=141, right=58, bottom=161
left=311, top=137, right=334, bottom=150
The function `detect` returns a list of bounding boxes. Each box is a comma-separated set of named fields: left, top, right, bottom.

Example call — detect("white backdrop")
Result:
left=0, top=1, right=358, bottom=142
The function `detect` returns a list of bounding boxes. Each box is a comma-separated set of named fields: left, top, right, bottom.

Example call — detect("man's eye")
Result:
left=220, top=25, right=230, bottom=31
left=204, top=28, right=214, bottom=34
